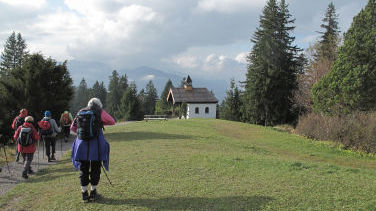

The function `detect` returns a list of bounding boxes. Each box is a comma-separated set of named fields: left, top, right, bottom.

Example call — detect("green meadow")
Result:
left=1, top=119, right=376, bottom=210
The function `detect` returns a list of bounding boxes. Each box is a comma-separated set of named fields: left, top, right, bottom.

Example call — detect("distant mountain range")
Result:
left=67, top=60, right=228, bottom=101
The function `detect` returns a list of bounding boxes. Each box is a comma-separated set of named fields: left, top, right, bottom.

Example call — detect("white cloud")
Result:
left=196, top=0, right=266, bottom=13
left=0, top=0, right=46, bottom=9
left=142, top=74, right=155, bottom=81
left=235, top=52, right=248, bottom=64
left=173, top=55, right=199, bottom=69
left=27, top=2, right=162, bottom=61
left=203, top=53, right=227, bottom=72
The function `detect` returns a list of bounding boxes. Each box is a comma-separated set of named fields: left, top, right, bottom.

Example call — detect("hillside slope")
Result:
left=1, top=119, right=376, bottom=210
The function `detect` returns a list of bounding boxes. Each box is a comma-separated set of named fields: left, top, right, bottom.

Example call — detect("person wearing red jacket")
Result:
left=11, top=109, right=28, bottom=130
left=13, top=116, right=40, bottom=179
left=11, top=108, right=28, bottom=162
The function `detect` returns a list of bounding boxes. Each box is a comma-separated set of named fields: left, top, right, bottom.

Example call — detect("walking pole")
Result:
left=42, top=136, right=45, bottom=159
left=100, top=162, right=112, bottom=186
left=37, top=139, right=40, bottom=171
left=2, top=144, right=11, bottom=175
left=0, top=135, right=11, bottom=175
left=60, top=138, right=62, bottom=157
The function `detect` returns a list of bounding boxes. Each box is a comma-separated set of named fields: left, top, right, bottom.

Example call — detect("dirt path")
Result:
left=0, top=136, right=74, bottom=197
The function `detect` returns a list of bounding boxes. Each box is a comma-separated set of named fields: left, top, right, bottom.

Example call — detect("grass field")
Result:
left=1, top=119, right=376, bottom=210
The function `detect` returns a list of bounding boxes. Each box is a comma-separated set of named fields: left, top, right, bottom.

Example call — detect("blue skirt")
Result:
left=71, top=130, right=110, bottom=171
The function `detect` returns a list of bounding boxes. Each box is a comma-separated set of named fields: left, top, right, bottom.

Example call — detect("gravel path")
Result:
left=0, top=136, right=74, bottom=197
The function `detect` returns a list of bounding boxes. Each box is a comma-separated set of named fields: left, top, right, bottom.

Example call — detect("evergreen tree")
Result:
left=90, top=81, right=107, bottom=108
left=119, top=82, right=142, bottom=120
left=318, top=2, right=340, bottom=61
left=1, top=53, right=73, bottom=122
left=144, top=80, right=158, bottom=114
left=312, top=0, right=376, bottom=114
left=156, top=79, right=174, bottom=114
left=293, top=3, right=338, bottom=114
left=71, top=78, right=90, bottom=113
left=106, top=70, right=128, bottom=119
left=242, top=0, right=299, bottom=126
left=220, top=79, right=241, bottom=121
left=0, top=32, right=27, bottom=75
left=15, top=33, right=27, bottom=68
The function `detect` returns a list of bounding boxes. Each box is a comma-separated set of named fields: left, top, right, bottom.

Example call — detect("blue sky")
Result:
left=0, top=0, right=369, bottom=87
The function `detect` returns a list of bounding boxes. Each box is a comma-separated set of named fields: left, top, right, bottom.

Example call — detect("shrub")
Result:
left=296, top=112, right=376, bottom=153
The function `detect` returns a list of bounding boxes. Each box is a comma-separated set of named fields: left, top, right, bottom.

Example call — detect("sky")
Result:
left=0, top=0, right=369, bottom=87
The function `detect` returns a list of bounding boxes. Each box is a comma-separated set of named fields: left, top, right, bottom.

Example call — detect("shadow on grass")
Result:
left=27, top=172, right=74, bottom=183
left=27, top=161, right=75, bottom=183
left=96, top=195, right=274, bottom=210
left=106, top=132, right=194, bottom=142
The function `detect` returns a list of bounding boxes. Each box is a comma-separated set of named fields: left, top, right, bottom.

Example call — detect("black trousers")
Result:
left=44, top=137, right=56, bottom=157
left=63, top=126, right=70, bottom=138
left=22, top=153, right=34, bottom=173
left=79, top=161, right=101, bottom=186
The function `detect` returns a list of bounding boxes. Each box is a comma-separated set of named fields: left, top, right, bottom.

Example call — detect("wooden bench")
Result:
left=144, top=115, right=167, bottom=121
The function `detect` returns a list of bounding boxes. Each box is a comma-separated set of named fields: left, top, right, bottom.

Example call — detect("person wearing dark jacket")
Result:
left=71, top=98, right=115, bottom=202
left=13, top=116, right=40, bottom=179
left=39, top=111, right=61, bottom=162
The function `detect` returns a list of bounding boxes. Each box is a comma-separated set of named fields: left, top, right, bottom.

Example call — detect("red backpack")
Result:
left=38, top=119, right=53, bottom=135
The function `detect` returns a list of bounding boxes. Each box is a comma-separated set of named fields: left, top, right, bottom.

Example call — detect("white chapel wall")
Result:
left=187, top=103, right=216, bottom=119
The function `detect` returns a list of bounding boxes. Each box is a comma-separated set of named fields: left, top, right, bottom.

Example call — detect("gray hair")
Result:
left=88, top=98, right=103, bottom=109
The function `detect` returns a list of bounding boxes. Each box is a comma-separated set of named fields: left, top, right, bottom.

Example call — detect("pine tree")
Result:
left=220, top=79, right=242, bottom=121
left=318, top=2, right=340, bottom=61
left=72, top=78, right=90, bottom=113
left=90, top=81, right=107, bottom=108
left=312, top=0, right=376, bottom=114
left=0, top=32, right=27, bottom=75
left=119, top=82, right=142, bottom=120
left=293, top=3, right=338, bottom=114
left=106, top=70, right=128, bottom=118
left=144, top=80, right=158, bottom=114
left=242, top=0, right=299, bottom=126
left=1, top=53, right=73, bottom=121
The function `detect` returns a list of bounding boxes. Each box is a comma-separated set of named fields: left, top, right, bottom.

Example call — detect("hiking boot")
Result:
left=47, top=156, right=51, bottom=162
left=89, top=189, right=100, bottom=201
left=82, top=191, right=89, bottom=203
left=22, top=172, right=28, bottom=179
left=51, top=154, right=56, bottom=161
left=28, top=169, right=34, bottom=175
left=15, top=152, right=20, bottom=162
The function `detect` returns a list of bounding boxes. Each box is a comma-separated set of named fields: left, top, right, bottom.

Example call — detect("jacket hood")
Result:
left=23, top=122, right=34, bottom=128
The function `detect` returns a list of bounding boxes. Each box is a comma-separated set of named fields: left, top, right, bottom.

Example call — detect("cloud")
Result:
left=142, top=74, right=155, bottom=81
left=235, top=52, right=248, bottom=64
left=173, top=55, right=199, bottom=69
left=196, top=0, right=266, bottom=13
left=203, top=53, right=227, bottom=72
left=0, top=0, right=46, bottom=9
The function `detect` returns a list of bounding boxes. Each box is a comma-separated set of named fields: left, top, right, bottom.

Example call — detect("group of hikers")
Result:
left=2, top=97, right=115, bottom=202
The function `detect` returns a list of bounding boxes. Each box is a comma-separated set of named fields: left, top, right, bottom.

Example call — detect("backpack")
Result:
left=76, top=109, right=101, bottom=141
left=62, top=113, right=71, bottom=125
left=15, top=116, right=25, bottom=129
left=38, top=118, right=53, bottom=136
left=18, top=126, right=33, bottom=146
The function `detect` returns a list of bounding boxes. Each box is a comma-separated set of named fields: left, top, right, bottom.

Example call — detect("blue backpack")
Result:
left=76, top=109, right=101, bottom=141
